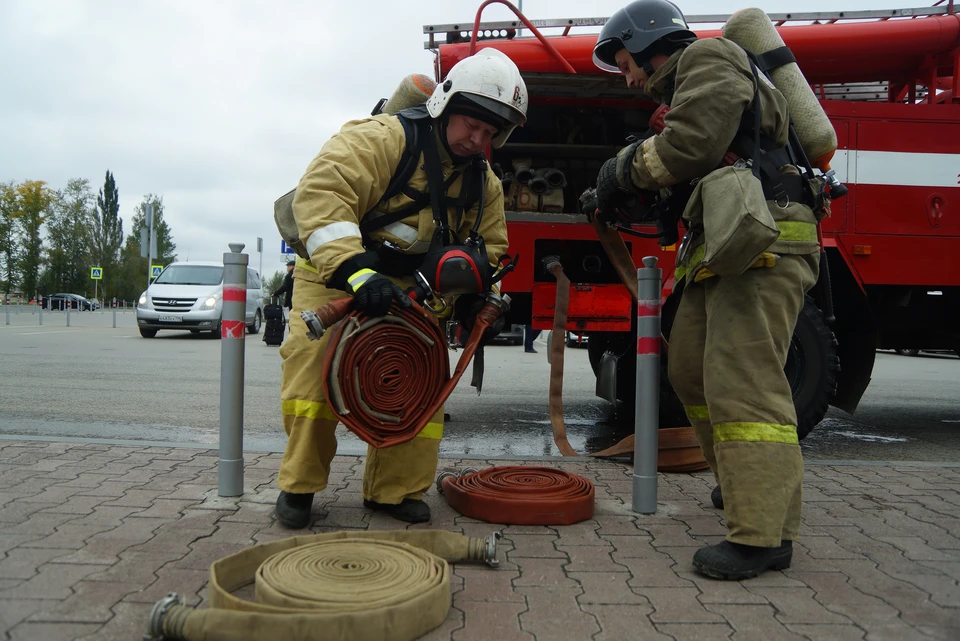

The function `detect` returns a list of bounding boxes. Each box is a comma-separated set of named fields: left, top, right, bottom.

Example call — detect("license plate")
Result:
left=158, top=315, right=182, bottom=323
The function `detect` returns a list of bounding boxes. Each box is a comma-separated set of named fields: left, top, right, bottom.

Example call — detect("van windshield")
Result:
left=154, top=265, right=223, bottom=286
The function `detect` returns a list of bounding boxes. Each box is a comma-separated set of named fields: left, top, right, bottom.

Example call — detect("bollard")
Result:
left=66, top=305, right=71, bottom=327
left=4, top=302, right=8, bottom=326
left=633, top=256, right=662, bottom=514
left=39, top=300, right=43, bottom=326
left=112, top=307, right=116, bottom=328
left=218, top=242, right=248, bottom=497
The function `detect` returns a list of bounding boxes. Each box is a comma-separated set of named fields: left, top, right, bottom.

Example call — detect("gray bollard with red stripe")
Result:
left=219, top=243, right=248, bottom=497
left=633, top=256, right=662, bottom=514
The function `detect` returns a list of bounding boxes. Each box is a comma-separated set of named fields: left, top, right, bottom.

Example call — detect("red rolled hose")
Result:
left=440, top=466, right=594, bottom=525
left=317, top=297, right=502, bottom=448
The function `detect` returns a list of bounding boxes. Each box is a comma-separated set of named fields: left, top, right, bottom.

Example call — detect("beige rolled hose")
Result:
left=147, top=529, right=498, bottom=641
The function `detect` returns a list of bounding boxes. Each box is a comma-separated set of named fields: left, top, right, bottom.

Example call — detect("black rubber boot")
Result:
left=275, top=491, right=315, bottom=529
left=711, top=484, right=724, bottom=510
left=363, top=498, right=431, bottom=523
left=693, top=540, right=792, bottom=580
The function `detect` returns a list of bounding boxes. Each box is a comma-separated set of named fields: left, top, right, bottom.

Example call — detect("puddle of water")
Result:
left=833, top=431, right=908, bottom=444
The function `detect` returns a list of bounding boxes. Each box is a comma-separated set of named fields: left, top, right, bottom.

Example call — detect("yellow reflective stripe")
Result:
left=416, top=421, right=443, bottom=440
left=714, top=421, right=799, bottom=445
left=674, top=264, right=687, bottom=284
left=347, top=268, right=376, bottom=292
left=295, top=255, right=318, bottom=274
left=776, top=220, right=818, bottom=242
left=640, top=136, right=677, bottom=187
left=684, top=405, right=710, bottom=420
left=281, top=399, right=337, bottom=421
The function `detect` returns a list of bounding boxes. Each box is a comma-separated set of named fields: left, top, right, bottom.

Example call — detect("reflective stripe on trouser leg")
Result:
left=363, top=405, right=444, bottom=504
left=704, top=253, right=818, bottom=547
left=278, top=277, right=350, bottom=494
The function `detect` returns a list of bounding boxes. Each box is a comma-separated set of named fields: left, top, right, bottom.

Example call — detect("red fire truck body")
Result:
left=425, top=4, right=960, bottom=435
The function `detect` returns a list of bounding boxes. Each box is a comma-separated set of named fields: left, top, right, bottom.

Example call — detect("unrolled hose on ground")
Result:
left=145, top=530, right=500, bottom=641
left=314, top=296, right=504, bottom=448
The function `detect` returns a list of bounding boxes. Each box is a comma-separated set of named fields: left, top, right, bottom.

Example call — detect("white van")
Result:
left=135, top=261, right=264, bottom=338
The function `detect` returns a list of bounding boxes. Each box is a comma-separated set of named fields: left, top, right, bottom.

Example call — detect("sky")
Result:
left=1, top=0, right=908, bottom=282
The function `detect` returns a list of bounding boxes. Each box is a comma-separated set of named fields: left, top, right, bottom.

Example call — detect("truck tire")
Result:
left=787, top=296, right=839, bottom=439
left=589, top=296, right=838, bottom=439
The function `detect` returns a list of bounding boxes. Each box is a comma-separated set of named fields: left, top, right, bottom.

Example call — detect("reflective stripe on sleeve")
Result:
left=641, top=136, right=677, bottom=187
left=304, top=221, right=362, bottom=256
left=714, top=421, right=799, bottom=445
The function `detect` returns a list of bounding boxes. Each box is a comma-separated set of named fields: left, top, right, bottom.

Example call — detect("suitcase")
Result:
left=263, top=299, right=286, bottom=346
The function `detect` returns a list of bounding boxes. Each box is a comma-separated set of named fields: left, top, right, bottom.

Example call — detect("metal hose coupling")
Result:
left=302, top=297, right=354, bottom=341
left=466, top=531, right=502, bottom=568
left=143, top=591, right=183, bottom=640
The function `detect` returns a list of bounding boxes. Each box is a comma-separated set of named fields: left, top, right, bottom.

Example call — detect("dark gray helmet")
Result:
left=593, top=0, right=697, bottom=72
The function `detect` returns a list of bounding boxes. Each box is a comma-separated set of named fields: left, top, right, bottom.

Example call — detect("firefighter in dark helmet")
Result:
left=275, top=50, right=527, bottom=529
left=592, top=0, right=822, bottom=580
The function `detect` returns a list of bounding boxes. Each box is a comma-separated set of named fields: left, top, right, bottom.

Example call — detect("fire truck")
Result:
left=424, top=2, right=960, bottom=437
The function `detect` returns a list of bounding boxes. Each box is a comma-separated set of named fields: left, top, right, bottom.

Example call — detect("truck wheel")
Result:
left=785, top=296, right=839, bottom=439
left=591, top=295, right=837, bottom=440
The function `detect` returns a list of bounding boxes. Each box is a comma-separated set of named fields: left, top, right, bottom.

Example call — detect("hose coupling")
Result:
left=143, top=592, right=183, bottom=640
left=301, top=309, right=327, bottom=341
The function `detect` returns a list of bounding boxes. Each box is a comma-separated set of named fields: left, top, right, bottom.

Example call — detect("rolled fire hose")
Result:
left=437, top=466, right=594, bottom=525
left=144, top=529, right=501, bottom=641
left=302, top=294, right=507, bottom=448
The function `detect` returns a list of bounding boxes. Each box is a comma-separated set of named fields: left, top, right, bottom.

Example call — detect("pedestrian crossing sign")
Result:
left=151, top=265, right=163, bottom=278
left=90, top=267, right=102, bottom=280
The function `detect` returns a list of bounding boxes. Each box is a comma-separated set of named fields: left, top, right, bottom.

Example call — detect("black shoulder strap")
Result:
left=379, top=106, right=431, bottom=204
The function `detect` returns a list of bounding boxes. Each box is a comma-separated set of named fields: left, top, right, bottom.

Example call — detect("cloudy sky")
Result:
left=2, top=0, right=902, bottom=281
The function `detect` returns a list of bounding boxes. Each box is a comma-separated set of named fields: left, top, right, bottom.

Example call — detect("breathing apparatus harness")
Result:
left=583, top=45, right=842, bottom=248
left=356, top=105, right=517, bottom=314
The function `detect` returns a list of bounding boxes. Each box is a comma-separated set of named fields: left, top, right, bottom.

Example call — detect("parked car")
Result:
left=86, top=298, right=102, bottom=310
left=895, top=348, right=959, bottom=358
left=566, top=331, right=589, bottom=348
left=44, top=293, right=94, bottom=311
left=135, top=262, right=264, bottom=338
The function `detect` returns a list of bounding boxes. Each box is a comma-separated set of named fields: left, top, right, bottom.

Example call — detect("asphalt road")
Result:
left=1, top=305, right=958, bottom=463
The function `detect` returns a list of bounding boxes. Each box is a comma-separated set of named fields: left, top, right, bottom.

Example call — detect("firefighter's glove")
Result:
left=455, top=294, right=504, bottom=348
left=579, top=188, right=600, bottom=222
left=329, top=252, right=410, bottom=317
left=350, top=271, right=412, bottom=317
left=596, top=141, right=639, bottom=217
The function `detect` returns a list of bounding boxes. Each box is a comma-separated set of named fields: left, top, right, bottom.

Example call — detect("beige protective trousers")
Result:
left=278, top=269, right=443, bottom=504
left=668, top=253, right=819, bottom=547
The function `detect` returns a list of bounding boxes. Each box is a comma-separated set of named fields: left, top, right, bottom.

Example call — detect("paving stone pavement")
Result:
left=0, top=439, right=958, bottom=640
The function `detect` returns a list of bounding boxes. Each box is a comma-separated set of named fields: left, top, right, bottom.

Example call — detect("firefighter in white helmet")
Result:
left=275, top=49, right=527, bottom=528
left=592, top=0, right=826, bottom=580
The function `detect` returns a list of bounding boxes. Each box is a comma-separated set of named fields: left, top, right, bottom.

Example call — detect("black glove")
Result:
left=579, top=187, right=600, bottom=222
left=329, top=251, right=411, bottom=317
left=455, top=294, right=504, bottom=347
left=352, top=273, right=412, bottom=317
left=595, top=156, right=625, bottom=217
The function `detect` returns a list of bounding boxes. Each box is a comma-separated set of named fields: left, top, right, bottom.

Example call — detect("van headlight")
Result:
left=199, top=293, right=221, bottom=310
left=137, top=292, right=149, bottom=309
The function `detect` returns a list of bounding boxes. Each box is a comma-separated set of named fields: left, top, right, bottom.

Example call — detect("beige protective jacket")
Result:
left=629, top=37, right=820, bottom=281
left=292, top=114, right=507, bottom=286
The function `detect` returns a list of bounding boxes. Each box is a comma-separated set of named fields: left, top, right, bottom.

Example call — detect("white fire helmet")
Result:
left=426, top=48, right=528, bottom=148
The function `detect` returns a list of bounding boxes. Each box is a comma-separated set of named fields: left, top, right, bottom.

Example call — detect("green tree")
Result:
left=92, top=170, right=124, bottom=298
left=0, top=182, right=18, bottom=295
left=263, top=270, right=285, bottom=301
left=45, top=178, right=94, bottom=295
left=115, top=194, right=177, bottom=301
left=12, top=180, right=53, bottom=298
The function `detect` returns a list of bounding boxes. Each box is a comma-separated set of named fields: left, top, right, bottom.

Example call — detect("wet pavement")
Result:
left=0, top=438, right=958, bottom=641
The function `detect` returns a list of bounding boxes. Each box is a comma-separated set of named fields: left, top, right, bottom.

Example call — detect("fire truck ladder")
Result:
left=424, top=1, right=959, bottom=104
